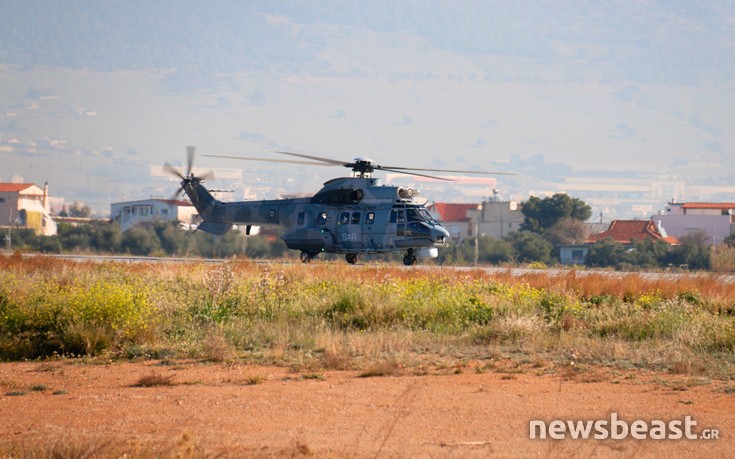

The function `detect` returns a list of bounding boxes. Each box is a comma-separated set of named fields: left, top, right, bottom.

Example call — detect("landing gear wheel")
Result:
left=300, top=251, right=316, bottom=263
left=403, top=249, right=417, bottom=266
left=345, top=253, right=358, bottom=264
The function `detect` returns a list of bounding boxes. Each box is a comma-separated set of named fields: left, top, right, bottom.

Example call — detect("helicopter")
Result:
left=163, top=147, right=514, bottom=265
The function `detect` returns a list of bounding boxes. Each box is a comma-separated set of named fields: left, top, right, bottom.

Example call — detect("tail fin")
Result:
left=185, top=180, right=232, bottom=235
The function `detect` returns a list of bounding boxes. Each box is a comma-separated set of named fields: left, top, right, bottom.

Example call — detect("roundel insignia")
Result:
left=268, top=209, right=276, bottom=219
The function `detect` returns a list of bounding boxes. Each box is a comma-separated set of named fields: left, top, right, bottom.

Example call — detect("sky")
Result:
left=1, top=0, right=734, bottom=215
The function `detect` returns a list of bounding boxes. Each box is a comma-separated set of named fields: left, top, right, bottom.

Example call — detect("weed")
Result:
left=245, top=375, right=264, bottom=385
left=359, top=359, right=402, bottom=378
left=5, top=390, right=27, bottom=396
left=133, top=373, right=175, bottom=387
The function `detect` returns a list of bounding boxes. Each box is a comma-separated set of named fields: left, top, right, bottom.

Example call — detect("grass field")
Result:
left=1, top=253, right=734, bottom=380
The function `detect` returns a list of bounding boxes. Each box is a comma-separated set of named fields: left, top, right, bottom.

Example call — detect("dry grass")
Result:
left=1, top=254, right=734, bottom=379
left=359, top=359, right=403, bottom=378
left=0, top=432, right=197, bottom=459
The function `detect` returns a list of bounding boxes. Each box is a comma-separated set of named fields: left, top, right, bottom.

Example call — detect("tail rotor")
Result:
left=163, top=146, right=214, bottom=201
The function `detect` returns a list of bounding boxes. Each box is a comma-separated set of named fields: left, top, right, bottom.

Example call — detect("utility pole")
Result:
left=474, top=217, right=479, bottom=267
left=7, top=208, right=11, bottom=251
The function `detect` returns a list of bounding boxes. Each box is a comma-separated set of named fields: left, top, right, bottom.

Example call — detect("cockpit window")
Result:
left=406, top=222, right=431, bottom=237
left=405, top=207, right=437, bottom=224
left=419, top=208, right=437, bottom=224
left=407, top=208, right=422, bottom=222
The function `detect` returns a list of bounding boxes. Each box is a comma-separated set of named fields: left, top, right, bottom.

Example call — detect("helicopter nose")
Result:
left=432, top=226, right=450, bottom=245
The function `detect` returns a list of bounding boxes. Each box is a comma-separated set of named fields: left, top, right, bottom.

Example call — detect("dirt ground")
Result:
left=0, top=360, right=733, bottom=458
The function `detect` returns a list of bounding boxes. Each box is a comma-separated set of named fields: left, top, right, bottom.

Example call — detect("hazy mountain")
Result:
left=1, top=1, right=734, bottom=216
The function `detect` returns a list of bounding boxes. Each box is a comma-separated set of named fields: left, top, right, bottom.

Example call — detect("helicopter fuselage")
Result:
left=185, top=176, right=450, bottom=264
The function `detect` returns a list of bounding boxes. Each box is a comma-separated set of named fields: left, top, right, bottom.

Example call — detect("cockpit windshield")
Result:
left=404, top=206, right=437, bottom=225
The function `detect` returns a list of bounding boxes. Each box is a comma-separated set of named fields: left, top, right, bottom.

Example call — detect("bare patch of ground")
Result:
left=0, top=360, right=733, bottom=457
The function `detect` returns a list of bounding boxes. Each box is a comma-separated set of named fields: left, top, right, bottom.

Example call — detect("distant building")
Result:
left=559, top=219, right=678, bottom=265
left=652, top=201, right=735, bottom=245
left=0, top=182, right=57, bottom=236
left=429, top=198, right=524, bottom=240
left=110, top=198, right=199, bottom=232
left=587, top=219, right=678, bottom=245
left=428, top=203, right=479, bottom=240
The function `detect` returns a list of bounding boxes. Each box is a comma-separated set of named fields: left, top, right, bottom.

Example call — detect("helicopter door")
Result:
left=389, top=208, right=406, bottom=237
left=362, top=211, right=376, bottom=249
left=337, top=211, right=363, bottom=251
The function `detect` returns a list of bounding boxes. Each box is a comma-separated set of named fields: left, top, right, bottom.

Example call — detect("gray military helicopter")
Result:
left=164, top=147, right=513, bottom=265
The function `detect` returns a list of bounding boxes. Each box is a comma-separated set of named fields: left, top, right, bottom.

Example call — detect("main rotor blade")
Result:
left=380, top=167, right=454, bottom=181
left=203, top=154, right=329, bottom=166
left=274, top=151, right=346, bottom=166
left=163, top=162, right=185, bottom=180
left=186, top=146, right=196, bottom=177
left=197, top=169, right=215, bottom=181
left=377, top=165, right=517, bottom=176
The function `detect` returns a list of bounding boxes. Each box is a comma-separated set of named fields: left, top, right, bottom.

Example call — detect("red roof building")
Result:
left=428, top=201, right=524, bottom=240
left=587, top=220, right=678, bottom=245
left=0, top=183, right=38, bottom=193
left=0, top=182, right=56, bottom=235
left=429, top=203, right=480, bottom=222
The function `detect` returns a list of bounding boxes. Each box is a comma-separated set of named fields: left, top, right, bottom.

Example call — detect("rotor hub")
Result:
left=350, top=157, right=375, bottom=177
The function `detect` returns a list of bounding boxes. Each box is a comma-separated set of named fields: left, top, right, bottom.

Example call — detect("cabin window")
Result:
left=351, top=212, right=361, bottom=224
left=0, top=198, right=5, bottom=203
left=365, top=212, right=375, bottom=225
left=297, top=212, right=305, bottom=225
left=390, top=209, right=406, bottom=224
left=396, top=223, right=405, bottom=236
left=317, top=212, right=328, bottom=225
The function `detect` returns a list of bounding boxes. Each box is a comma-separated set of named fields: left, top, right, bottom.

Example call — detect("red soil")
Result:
left=0, top=361, right=733, bottom=457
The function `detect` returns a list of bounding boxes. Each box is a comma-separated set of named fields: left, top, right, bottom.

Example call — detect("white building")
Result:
left=110, top=198, right=199, bottom=232
left=0, top=182, right=57, bottom=236
left=652, top=201, right=735, bottom=245
left=429, top=199, right=524, bottom=241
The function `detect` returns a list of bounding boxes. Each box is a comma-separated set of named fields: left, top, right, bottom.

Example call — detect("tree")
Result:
left=543, top=218, right=590, bottom=246
left=625, top=239, right=670, bottom=268
left=67, top=201, right=92, bottom=218
left=120, top=225, right=161, bottom=255
left=155, top=222, right=191, bottom=255
left=91, top=222, right=122, bottom=253
left=506, top=230, right=553, bottom=264
left=585, top=238, right=627, bottom=268
left=666, top=230, right=711, bottom=270
left=521, top=194, right=592, bottom=234
left=57, top=223, right=93, bottom=252
left=459, top=236, right=515, bottom=264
